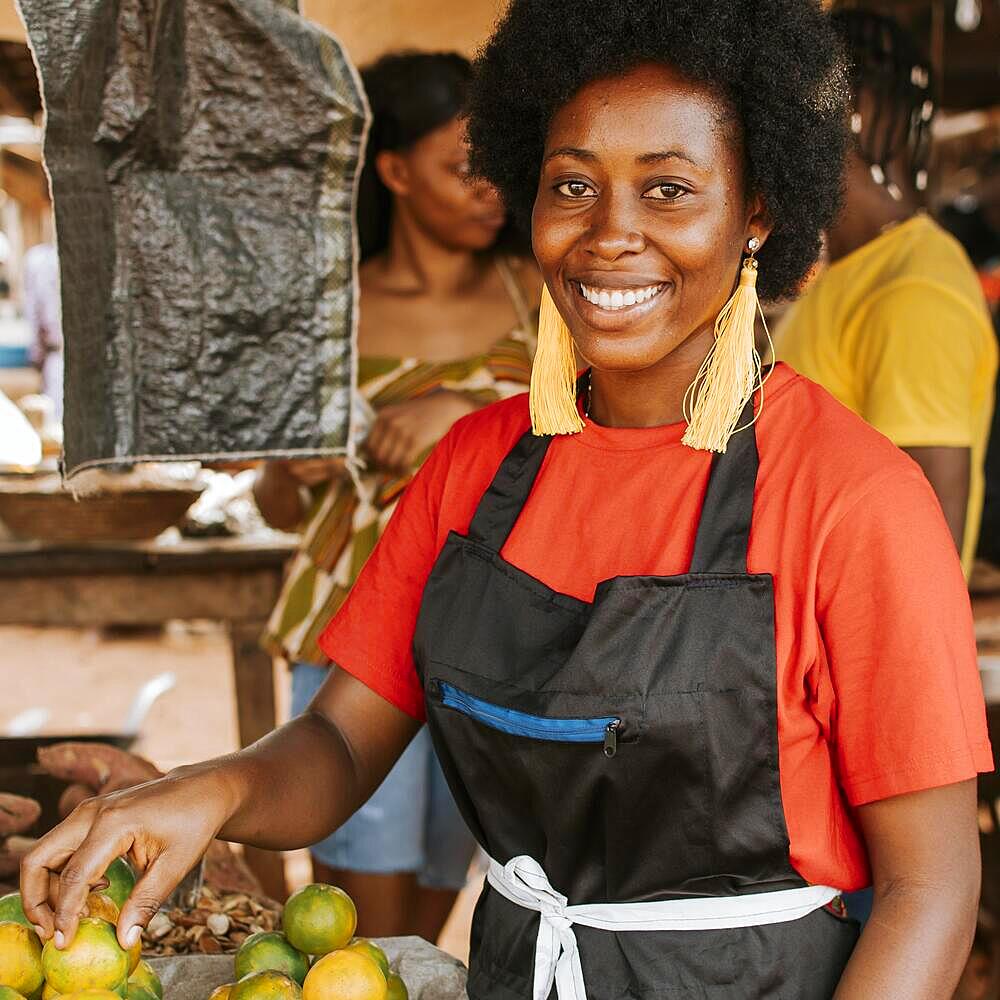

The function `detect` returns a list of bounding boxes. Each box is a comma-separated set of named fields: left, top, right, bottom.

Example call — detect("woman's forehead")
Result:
left=544, top=63, right=737, bottom=167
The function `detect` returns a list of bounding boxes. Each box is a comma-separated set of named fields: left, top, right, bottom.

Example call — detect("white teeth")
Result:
left=578, top=283, right=661, bottom=309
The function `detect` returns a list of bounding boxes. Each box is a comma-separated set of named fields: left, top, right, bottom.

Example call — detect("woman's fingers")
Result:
left=116, top=850, right=191, bottom=950
left=49, top=814, right=133, bottom=947
left=20, top=801, right=103, bottom=941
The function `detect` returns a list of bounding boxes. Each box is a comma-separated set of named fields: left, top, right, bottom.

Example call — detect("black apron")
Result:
left=413, top=400, right=859, bottom=999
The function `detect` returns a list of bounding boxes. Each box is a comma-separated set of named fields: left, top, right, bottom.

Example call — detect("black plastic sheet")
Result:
left=17, top=0, right=367, bottom=478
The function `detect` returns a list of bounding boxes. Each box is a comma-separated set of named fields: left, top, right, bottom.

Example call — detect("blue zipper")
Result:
left=437, top=681, right=622, bottom=757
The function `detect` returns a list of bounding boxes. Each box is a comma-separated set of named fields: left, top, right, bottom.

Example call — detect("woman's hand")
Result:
left=365, top=391, right=481, bottom=474
left=21, top=673, right=419, bottom=954
left=254, top=459, right=345, bottom=531
left=20, top=764, right=237, bottom=952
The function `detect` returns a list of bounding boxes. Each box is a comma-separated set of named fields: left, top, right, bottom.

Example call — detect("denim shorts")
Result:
left=291, top=663, right=477, bottom=891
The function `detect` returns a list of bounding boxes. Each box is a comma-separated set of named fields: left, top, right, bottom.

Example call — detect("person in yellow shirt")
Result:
left=776, top=9, right=997, bottom=576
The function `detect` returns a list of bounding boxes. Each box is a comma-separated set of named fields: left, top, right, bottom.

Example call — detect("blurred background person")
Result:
left=254, top=50, right=540, bottom=941
left=22, top=222, right=62, bottom=422
left=775, top=8, right=997, bottom=578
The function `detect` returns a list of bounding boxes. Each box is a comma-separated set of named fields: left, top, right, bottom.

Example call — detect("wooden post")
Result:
left=229, top=621, right=288, bottom=902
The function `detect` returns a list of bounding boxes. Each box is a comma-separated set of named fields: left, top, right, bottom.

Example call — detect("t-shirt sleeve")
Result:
left=851, top=281, right=990, bottom=447
left=816, top=466, right=993, bottom=806
left=317, top=432, right=457, bottom=721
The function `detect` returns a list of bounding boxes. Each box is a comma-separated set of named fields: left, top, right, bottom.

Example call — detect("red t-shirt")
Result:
left=320, top=363, right=992, bottom=891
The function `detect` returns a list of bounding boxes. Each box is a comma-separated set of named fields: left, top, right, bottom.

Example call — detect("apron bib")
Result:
left=413, top=400, right=858, bottom=999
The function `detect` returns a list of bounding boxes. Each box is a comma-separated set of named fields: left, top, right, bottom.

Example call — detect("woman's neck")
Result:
left=588, top=324, right=716, bottom=428
left=374, top=208, right=492, bottom=297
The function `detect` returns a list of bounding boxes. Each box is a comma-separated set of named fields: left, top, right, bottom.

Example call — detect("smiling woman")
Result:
left=18, top=3, right=992, bottom=1000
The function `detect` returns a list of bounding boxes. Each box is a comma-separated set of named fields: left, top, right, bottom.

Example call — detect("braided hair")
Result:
left=831, top=8, right=935, bottom=199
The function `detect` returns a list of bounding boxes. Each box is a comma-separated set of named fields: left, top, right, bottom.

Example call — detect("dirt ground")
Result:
left=0, top=622, right=478, bottom=962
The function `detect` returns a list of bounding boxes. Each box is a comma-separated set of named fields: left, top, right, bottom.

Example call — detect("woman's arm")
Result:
left=254, top=459, right=346, bottom=530
left=834, top=779, right=980, bottom=999
left=21, top=671, right=419, bottom=950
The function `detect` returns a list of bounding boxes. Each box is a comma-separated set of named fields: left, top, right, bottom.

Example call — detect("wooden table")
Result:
left=0, top=533, right=297, bottom=899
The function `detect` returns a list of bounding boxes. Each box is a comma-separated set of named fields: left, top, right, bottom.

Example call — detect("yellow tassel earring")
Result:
left=530, top=284, right=586, bottom=436
left=681, top=236, right=772, bottom=453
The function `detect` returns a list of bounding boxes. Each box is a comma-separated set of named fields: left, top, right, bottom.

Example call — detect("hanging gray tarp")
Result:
left=16, top=0, right=367, bottom=478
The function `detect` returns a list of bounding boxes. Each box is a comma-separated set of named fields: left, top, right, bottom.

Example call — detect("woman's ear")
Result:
left=746, top=194, right=773, bottom=251
left=375, top=149, right=410, bottom=197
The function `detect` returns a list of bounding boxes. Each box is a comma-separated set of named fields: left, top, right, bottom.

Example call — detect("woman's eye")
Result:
left=556, top=180, right=595, bottom=198
left=645, top=183, right=687, bottom=201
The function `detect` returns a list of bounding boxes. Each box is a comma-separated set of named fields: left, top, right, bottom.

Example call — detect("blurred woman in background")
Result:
left=254, top=50, right=539, bottom=941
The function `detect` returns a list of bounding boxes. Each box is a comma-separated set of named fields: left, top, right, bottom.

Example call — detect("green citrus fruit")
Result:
left=0, top=893, right=30, bottom=928
left=0, top=921, right=44, bottom=997
left=127, top=960, right=162, bottom=999
left=346, top=939, right=389, bottom=978
left=229, top=970, right=302, bottom=1000
left=124, top=987, right=155, bottom=1000
left=302, top=950, right=386, bottom=1000
left=281, top=884, right=356, bottom=957
left=234, top=932, right=308, bottom=985
left=41, top=917, right=129, bottom=993
left=207, top=986, right=233, bottom=1000
left=0, top=986, right=29, bottom=1000
left=99, top=860, right=135, bottom=911
left=385, top=973, right=408, bottom=1000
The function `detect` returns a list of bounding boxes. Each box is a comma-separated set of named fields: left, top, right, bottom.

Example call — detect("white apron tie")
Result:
left=486, top=855, right=841, bottom=1000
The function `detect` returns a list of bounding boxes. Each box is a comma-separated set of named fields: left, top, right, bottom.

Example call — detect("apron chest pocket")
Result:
left=435, top=680, right=625, bottom=757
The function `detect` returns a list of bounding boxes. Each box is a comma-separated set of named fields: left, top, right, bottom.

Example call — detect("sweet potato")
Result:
left=37, top=742, right=161, bottom=792
left=0, top=792, right=41, bottom=837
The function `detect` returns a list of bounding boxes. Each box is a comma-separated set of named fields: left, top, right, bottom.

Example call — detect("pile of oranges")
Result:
left=0, top=862, right=409, bottom=1000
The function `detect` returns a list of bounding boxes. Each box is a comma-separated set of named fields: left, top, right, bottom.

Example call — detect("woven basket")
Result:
left=0, top=487, right=202, bottom=542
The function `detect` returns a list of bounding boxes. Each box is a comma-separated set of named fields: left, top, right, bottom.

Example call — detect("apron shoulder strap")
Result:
left=467, top=429, right=553, bottom=551
left=468, top=373, right=587, bottom=551
left=688, top=397, right=760, bottom=575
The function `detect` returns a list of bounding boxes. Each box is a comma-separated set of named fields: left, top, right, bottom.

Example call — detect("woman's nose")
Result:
left=584, top=197, right=645, bottom=260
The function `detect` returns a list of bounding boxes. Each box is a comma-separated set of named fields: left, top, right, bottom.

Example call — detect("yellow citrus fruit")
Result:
left=0, top=893, right=30, bottom=928
left=125, top=936, right=141, bottom=976
left=84, top=894, right=119, bottom=925
left=346, top=939, right=389, bottom=978
left=59, top=992, right=123, bottom=999
left=385, top=973, right=408, bottom=1000
left=281, top=885, right=356, bottom=957
left=229, top=970, right=302, bottom=1000
left=100, top=860, right=135, bottom=911
left=207, top=986, right=233, bottom=1000
left=0, top=986, right=29, bottom=1000
left=302, top=950, right=386, bottom=1000
left=0, top=921, right=44, bottom=997
left=127, top=960, right=162, bottom=999
left=41, top=917, right=129, bottom=993
left=234, top=932, right=308, bottom=985
left=42, top=984, right=61, bottom=999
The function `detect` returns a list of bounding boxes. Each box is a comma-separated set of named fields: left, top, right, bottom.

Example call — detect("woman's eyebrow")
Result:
left=543, top=146, right=598, bottom=164
left=636, top=149, right=704, bottom=169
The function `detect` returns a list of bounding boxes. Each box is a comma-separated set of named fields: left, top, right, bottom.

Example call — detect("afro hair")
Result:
left=466, top=0, right=850, bottom=301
